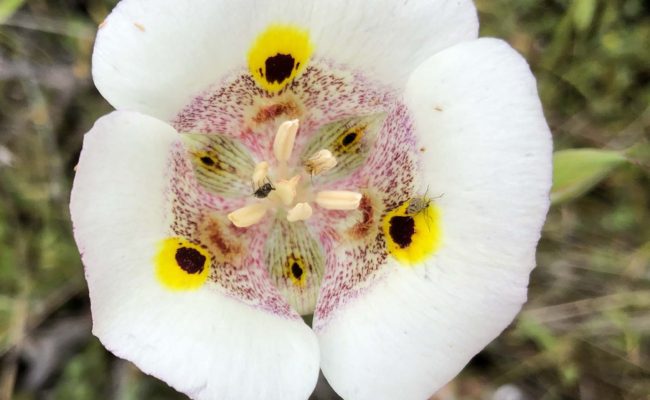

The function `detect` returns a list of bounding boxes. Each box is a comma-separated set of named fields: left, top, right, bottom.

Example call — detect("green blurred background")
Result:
left=0, top=0, right=648, bottom=399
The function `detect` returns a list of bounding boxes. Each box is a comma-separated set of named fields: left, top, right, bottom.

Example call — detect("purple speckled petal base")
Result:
left=167, top=60, right=421, bottom=318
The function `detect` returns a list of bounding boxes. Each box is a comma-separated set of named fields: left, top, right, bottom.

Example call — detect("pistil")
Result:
left=274, top=175, right=300, bottom=206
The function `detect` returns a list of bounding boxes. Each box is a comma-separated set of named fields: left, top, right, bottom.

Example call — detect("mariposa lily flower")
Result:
left=70, top=0, right=552, bottom=399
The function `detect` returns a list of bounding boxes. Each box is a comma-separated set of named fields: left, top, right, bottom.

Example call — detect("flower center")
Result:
left=169, top=61, right=441, bottom=316
left=226, top=119, right=363, bottom=228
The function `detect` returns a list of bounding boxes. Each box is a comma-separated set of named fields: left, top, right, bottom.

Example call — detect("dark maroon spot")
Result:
left=200, top=156, right=215, bottom=166
left=389, top=216, right=415, bottom=248
left=175, top=247, right=206, bottom=274
left=295, top=62, right=300, bottom=70
left=291, top=262, right=303, bottom=280
left=265, top=53, right=295, bottom=84
left=342, top=132, right=357, bottom=146
left=258, top=68, right=264, bottom=78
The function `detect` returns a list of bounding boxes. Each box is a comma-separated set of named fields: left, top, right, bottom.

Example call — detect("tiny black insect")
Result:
left=253, top=182, right=275, bottom=198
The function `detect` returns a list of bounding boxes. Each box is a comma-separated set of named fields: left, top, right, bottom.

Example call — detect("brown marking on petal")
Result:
left=419, top=147, right=426, bottom=153
left=245, top=93, right=304, bottom=132
left=133, top=22, right=145, bottom=32
left=252, top=101, right=300, bottom=124
left=347, top=194, right=375, bottom=240
left=434, top=105, right=443, bottom=112
left=200, top=215, right=245, bottom=265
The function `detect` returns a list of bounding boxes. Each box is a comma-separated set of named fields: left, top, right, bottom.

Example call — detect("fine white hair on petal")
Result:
left=317, top=38, right=552, bottom=400
left=92, top=0, right=478, bottom=120
left=70, top=111, right=320, bottom=400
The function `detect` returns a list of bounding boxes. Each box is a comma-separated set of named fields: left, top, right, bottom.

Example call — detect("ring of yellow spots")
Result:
left=382, top=199, right=442, bottom=265
left=248, top=25, right=313, bottom=93
left=155, top=237, right=211, bottom=290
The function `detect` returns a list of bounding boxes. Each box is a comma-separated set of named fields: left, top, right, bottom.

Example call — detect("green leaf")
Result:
left=0, top=0, right=25, bottom=24
left=624, top=141, right=650, bottom=169
left=572, top=0, right=597, bottom=32
left=517, top=317, right=557, bottom=351
left=551, top=148, right=627, bottom=205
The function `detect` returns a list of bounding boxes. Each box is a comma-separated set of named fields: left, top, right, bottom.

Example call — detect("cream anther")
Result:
left=275, top=175, right=301, bottom=206
left=287, top=202, right=313, bottom=222
left=315, top=190, right=362, bottom=210
left=252, top=161, right=269, bottom=188
left=227, top=203, right=268, bottom=228
left=273, top=119, right=299, bottom=163
left=305, top=149, right=337, bottom=175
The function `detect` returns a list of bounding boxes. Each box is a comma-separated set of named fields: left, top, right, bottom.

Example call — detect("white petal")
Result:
left=408, top=38, right=552, bottom=276
left=92, top=0, right=477, bottom=119
left=316, top=38, right=552, bottom=400
left=70, top=111, right=319, bottom=400
left=312, top=0, right=479, bottom=88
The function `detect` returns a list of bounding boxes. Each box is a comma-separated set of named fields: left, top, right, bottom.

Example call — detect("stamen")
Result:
left=315, top=190, right=363, bottom=210
left=252, top=161, right=269, bottom=188
left=287, top=202, right=313, bottom=222
left=273, top=119, right=299, bottom=163
left=227, top=203, right=268, bottom=228
left=305, top=149, right=337, bottom=175
left=275, top=175, right=301, bottom=206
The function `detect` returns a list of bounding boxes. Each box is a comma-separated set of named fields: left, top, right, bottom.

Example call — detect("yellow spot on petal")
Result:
left=286, top=255, right=307, bottom=287
left=336, top=125, right=365, bottom=151
left=194, top=150, right=219, bottom=168
left=382, top=198, right=442, bottom=266
left=155, top=237, right=211, bottom=290
left=248, top=25, right=313, bottom=92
